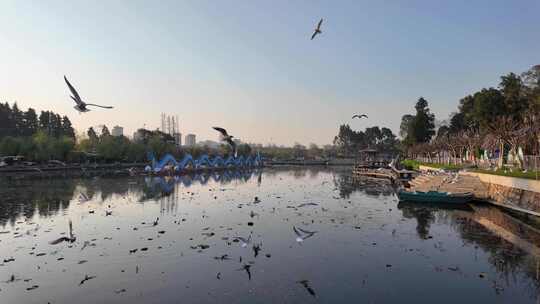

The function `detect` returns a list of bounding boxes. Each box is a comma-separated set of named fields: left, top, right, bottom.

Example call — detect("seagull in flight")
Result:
left=234, top=234, right=252, bottom=248
left=311, top=18, right=323, bottom=40
left=49, top=220, right=76, bottom=245
left=352, top=114, right=368, bottom=119
left=293, top=226, right=317, bottom=243
left=298, top=280, right=317, bottom=297
left=212, top=127, right=237, bottom=157
left=64, top=76, right=113, bottom=113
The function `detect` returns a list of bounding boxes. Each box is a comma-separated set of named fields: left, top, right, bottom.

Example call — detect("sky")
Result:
left=1, top=0, right=539, bottom=146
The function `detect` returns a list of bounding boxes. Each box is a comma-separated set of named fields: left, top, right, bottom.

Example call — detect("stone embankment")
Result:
left=412, top=165, right=540, bottom=216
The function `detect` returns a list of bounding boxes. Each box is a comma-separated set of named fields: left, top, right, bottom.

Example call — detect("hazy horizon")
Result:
left=1, top=0, right=539, bottom=145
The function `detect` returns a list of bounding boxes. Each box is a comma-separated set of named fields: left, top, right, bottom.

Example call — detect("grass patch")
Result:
left=401, top=160, right=465, bottom=171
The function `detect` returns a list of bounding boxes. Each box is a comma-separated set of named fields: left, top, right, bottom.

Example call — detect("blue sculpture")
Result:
left=147, top=152, right=263, bottom=173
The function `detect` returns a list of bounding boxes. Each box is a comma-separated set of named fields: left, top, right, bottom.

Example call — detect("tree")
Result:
left=237, top=143, right=252, bottom=157
left=499, top=73, right=528, bottom=121
left=333, top=124, right=356, bottom=154
left=399, top=114, right=414, bottom=139
left=364, top=126, right=382, bottom=147
left=0, top=102, right=12, bottom=138
left=38, top=111, right=51, bottom=134
left=10, top=103, right=23, bottom=136
left=436, top=125, right=450, bottom=139
left=23, top=108, right=39, bottom=136
left=448, top=112, right=465, bottom=134
left=87, top=127, right=98, bottom=147
left=100, top=125, right=111, bottom=139
left=379, top=127, right=398, bottom=152
left=307, top=143, right=322, bottom=159
left=407, top=97, right=435, bottom=144
left=471, top=88, right=505, bottom=130
left=61, top=116, right=75, bottom=139
left=292, top=143, right=306, bottom=159
left=485, top=116, right=525, bottom=169
left=0, top=136, right=21, bottom=156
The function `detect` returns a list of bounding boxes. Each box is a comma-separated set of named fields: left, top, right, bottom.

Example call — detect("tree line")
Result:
left=401, top=64, right=540, bottom=169
left=0, top=102, right=76, bottom=161
left=333, top=125, right=399, bottom=156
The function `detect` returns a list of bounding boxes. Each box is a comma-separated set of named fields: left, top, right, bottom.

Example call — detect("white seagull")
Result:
left=293, top=226, right=317, bottom=242
left=234, top=234, right=252, bottom=248
left=352, top=114, right=368, bottom=119
left=78, top=192, right=89, bottom=203
left=311, top=18, right=324, bottom=40
left=64, top=76, right=114, bottom=113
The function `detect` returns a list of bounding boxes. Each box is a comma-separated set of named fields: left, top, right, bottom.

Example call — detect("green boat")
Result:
left=397, top=190, right=473, bottom=204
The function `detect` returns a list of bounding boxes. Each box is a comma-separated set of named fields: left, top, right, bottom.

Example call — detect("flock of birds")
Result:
left=0, top=167, right=527, bottom=301
left=61, top=18, right=368, bottom=157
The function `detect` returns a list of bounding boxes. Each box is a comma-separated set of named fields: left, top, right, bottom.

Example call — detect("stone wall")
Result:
left=462, top=172, right=540, bottom=216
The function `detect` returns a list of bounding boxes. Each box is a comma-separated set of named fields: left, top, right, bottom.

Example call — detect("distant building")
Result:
left=174, top=132, right=182, bottom=146
left=133, top=130, right=144, bottom=142
left=111, top=125, right=123, bottom=137
left=185, top=134, right=196, bottom=146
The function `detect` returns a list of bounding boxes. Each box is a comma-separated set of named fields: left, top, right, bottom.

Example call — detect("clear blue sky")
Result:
left=1, top=0, right=538, bottom=145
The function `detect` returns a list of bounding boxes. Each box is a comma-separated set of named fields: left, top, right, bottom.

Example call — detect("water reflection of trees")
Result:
left=397, top=202, right=540, bottom=298
left=0, top=179, right=77, bottom=227
left=333, top=172, right=396, bottom=198
left=0, top=169, right=261, bottom=226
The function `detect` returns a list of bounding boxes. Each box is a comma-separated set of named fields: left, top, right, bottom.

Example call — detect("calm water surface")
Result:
left=1, top=167, right=540, bottom=303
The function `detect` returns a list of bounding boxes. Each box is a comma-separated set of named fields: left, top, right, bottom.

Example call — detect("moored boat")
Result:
left=397, top=190, right=473, bottom=204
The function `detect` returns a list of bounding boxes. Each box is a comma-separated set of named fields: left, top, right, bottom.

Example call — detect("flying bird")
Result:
left=352, top=114, right=368, bottom=119
left=234, top=234, right=252, bottom=248
left=78, top=192, right=89, bottom=203
left=212, top=127, right=237, bottom=157
left=49, top=220, right=76, bottom=245
left=64, top=76, right=114, bottom=113
left=311, top=18, right=323, bottom=40
left=238, top=264, right=252, bottom=280
left=293, top=226, right=317, bottom=243
left=298, top=280, right=317, bottom=297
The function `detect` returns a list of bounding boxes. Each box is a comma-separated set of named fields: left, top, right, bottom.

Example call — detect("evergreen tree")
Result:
left=61, top=116, right=75, bottom=139
left=39, top=111, right=51, bottom=134
left=409, top=97, right=435, bottom=144
left=10, top=103, right=23, bottom=136
left=0, top=102, right=12, bottom=138
left=24, top=108, right=39, bottom=136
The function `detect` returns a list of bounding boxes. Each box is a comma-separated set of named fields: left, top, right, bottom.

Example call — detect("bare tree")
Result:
left=485, top=116, right=526, bottom=169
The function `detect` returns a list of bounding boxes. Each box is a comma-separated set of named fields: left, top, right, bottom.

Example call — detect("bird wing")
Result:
left=317, top=18, right=323, bottom=30
left=49, top=236, right=69, bottom=245
left=293, top=226, right=302, bottom=237
left=360, top=114, right=368, bottom=118
left=85, top=103, right=114, bottom=109
left=212, top=127, right=229, bottom=137
left=352, top=114, right=359, bottom=119
left=234, top=236, right=248, bottom=243
left=311, top=31, right=318, bottom=40
left=64, top=76, right=83, bottom=105
left=296, top=227, right=316, bottom=235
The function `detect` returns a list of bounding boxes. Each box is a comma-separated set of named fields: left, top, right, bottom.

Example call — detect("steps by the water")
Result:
left=408, top=173, right=488, bottom=197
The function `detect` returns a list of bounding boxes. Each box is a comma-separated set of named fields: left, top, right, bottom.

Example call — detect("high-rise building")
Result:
left=174, top=132, right=182, bottom=146
left=111, top=125, right=123, bottom=137
left=185, top=134, right=196, bottom=146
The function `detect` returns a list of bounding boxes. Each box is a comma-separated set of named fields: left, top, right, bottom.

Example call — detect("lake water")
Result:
left=1, top=167, right=539, bottom=303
